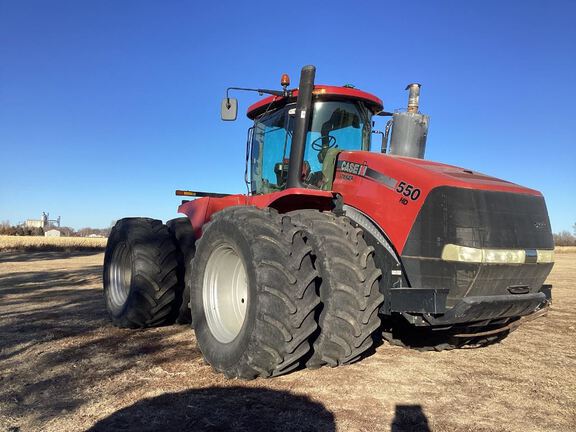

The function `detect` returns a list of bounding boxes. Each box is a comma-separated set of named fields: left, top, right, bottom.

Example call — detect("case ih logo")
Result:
left=336, top=160, right=421, bottom=205
left=338, top=161, right=368, bottom=176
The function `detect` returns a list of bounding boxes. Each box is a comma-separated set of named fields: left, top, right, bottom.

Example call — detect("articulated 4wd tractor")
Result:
left=104, top=65, right=554, bottom=379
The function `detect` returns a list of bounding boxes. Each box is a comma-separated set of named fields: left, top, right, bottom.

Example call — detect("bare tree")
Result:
left=553, top=230, right=576, bottom=246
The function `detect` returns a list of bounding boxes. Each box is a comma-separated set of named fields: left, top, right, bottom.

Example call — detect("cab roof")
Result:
left=246, top=85, right=384, bottom=120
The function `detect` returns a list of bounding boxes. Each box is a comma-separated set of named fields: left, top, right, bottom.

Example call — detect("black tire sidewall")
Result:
left=166, top=217, right=196, bottom=324
left=190, top=218, right=258, bottom=369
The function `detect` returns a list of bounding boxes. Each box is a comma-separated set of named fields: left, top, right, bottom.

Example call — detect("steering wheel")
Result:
left=311, top=135, right=337, bottom=152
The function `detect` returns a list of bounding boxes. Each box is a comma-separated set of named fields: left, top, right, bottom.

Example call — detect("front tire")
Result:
left=190, top=207, right=320, bottom=379
left=103, top=218, right=180, bottom=328
left=381, top=317, right=513, bottom=351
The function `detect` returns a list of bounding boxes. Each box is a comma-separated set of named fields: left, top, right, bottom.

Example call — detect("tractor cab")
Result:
left=245, top=85, right=383, bottom=194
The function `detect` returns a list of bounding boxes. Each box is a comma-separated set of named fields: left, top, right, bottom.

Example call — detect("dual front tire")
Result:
left=191, top=208, right=384, bottom=377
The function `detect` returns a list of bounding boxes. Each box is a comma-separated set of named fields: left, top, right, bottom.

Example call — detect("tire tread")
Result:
left=289, top=210, right=384, bottom=368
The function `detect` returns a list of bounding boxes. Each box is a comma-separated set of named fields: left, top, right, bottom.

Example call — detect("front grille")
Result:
left=401, top=187, right=554, bottom=305
left=404, top=186, right=553, bottom=256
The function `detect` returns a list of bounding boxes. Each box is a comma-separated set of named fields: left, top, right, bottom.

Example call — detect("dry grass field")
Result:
left=0, top=236, right=107, bottom=252
left=0, top=248, right=574, bottom=432
left=555, top=246, right=576, bottom=254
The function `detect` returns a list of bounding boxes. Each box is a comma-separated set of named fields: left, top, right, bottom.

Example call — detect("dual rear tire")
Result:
left=103, top=218, right=182, bottom=328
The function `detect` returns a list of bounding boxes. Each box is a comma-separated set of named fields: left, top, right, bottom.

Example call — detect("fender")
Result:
left=342, top=204, right=401, bottom=265
left=178, top=188, right=335, bottom=238
left=342, top=204, right=411, bottom=313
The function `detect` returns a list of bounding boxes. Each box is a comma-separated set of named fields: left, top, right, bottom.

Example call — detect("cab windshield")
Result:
left=250, top=100, right=371, bottom=194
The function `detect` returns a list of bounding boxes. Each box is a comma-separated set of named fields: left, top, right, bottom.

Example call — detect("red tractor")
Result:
left=103, top=66, right=554, bottom=379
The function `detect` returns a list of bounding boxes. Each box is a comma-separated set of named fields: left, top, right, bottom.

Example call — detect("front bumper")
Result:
left=387, top=284, right=551, bottom=326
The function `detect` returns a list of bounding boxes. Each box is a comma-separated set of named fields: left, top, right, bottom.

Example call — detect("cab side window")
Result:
left=250, top=107, right=293, bottom=194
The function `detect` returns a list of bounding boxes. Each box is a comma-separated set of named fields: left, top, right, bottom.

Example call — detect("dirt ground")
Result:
left=0, top=250, right=574, bottom=432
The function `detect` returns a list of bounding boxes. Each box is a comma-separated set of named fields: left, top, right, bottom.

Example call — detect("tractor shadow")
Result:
left=87, top=386, right=336, bottom=432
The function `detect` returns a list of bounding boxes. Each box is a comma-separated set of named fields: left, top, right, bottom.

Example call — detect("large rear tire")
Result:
left=289, top=210, right=384, bottom=368
left=103, top=218, right=180, bottom=328
left=190, top=207, right=320, bottom=379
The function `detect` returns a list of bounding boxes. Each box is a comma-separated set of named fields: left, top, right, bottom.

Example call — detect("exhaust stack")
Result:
left=406, top=83, right=421, bottom=113
left=287, top=65, right=316, bottom=188
left=388, top=83, right=430, bottom=159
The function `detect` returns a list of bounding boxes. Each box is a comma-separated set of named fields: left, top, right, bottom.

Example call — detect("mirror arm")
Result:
left=226, top=87, right=284, bottom=102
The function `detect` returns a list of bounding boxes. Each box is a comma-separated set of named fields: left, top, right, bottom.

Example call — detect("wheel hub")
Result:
left=108, top=242, right=132, bottom=313
left=203, top=244, right=248, bottom=343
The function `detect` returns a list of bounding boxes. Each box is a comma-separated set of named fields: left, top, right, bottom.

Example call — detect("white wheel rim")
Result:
left=203, top=243, right=248, bottom=343
left=108, top=242, right=132, bottom=313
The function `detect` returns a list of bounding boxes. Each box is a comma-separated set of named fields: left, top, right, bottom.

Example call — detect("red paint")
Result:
left=178, top=188, right=334, bottom=238
left=332, top=151, right=542, bottom=253
left=247, top=85, right=383, bottom=119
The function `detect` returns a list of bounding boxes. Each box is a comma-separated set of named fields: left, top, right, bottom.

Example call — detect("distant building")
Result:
left=45, top=229, right=62, bottom=237
left=25, top=219, right=44, bottom=229
left=25, top=212, right=61, bottom=229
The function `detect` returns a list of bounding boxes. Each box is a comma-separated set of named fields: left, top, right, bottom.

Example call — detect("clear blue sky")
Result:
left=1, top=0, right=575, bottom=232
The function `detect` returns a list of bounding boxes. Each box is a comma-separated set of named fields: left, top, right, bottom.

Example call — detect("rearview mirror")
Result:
left=221, top=98, right=238, bottom=121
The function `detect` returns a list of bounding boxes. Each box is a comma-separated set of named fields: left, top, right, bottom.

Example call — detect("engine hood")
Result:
left=332, top=151, right=546, bottom=253
left=352, top=151, right=540, bottom=196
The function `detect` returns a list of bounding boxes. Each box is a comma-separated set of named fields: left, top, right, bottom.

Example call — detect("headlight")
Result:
left=441, top=244, right=483, bottom=263
left=441, top=244, right=554, bottom=264
left=536, top=249, right=555, bottom=263
left=483, top=249, right=525, bottom=264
